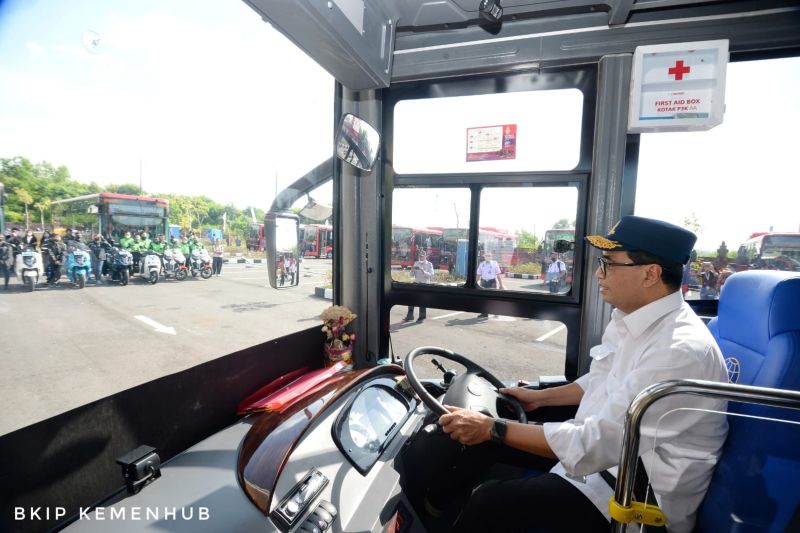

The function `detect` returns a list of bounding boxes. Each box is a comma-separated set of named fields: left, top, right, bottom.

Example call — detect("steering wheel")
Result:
left=404, top=346, right=527, bottom=424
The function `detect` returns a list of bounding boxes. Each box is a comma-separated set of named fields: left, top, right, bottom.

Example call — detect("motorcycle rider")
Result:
left=130, top=234, right=144, bottom=272
left=140, top=231, right=153, bottom=252
left=0, top=235, right=13, bottom=289
left=88, top=234, right=109, bottom=284
left=150, top=234, right=166, bottom=254
left=22, top=229, right=39, bottom=251
left=43, top=234, right=66, bottom=285
left=119, top=231, right=134, bottom=250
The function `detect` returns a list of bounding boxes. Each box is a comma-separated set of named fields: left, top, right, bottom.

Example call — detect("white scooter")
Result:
left=138, top=251, right=162, bottom=284
left=15, top=246, right=44, bottom=292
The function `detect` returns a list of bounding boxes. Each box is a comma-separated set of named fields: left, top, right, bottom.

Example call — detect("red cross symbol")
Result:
left=668, top=60, right=691, bottom=80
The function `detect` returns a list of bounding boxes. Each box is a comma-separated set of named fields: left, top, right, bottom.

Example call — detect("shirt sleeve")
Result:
left=544, top=341, right=724, bottom=477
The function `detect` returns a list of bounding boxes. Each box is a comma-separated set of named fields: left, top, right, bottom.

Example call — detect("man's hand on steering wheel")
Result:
left=499, top=387, right=546, bottom=412
left=439, top=405, right=495, bottom=446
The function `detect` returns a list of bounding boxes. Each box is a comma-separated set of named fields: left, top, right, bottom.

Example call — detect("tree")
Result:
left=516, top=228, right=539, bottom=249
left=107, top=183, right=145, bottom=195
left=34, top=199, right=51, bottom=228
left=682, top=212, right=701, bottom=234
left=552, top=218, right=574, bottom=229
left=15, top=187, right=34, bottom=229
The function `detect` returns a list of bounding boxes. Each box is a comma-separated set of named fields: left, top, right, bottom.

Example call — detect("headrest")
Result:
left=717, top=271, right=800, bottom=353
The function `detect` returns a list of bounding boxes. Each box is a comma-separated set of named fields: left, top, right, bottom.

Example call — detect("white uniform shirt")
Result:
left=411, top=259, right=434, bottom=283
left=543, top=291, right=729, bottom=533
left=476, top=260, right=501, bottom=281
left=547, top=259, right=566, bottom=274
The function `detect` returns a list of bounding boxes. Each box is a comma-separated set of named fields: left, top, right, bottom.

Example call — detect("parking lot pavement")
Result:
left=0, top=258, right=567, bottom=435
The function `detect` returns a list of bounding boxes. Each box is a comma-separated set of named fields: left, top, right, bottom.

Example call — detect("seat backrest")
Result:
left=699, top=271, right=800, bottom=532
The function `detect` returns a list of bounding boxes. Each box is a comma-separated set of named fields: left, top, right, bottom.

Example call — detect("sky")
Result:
left=0, top=0, right=334, bottom=210
left=0, top=1, right=798, bottom=250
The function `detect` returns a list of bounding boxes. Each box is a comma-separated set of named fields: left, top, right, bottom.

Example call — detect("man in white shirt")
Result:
left=546, top=252, right=567, bottom=293
left=439, top=216, right=729, bottom=533
left=476, top=251, right=505, bottom=318
left=403, top=250, right=434, bottom=323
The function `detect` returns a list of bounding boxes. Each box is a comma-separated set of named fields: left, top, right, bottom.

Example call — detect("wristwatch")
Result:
left=489, top=418, right=507, bottom=444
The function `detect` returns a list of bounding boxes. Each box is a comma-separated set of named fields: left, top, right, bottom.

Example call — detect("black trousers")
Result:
left=212, top=256, right=223, bottom=275
left=454, top=472, right=609, bottom=533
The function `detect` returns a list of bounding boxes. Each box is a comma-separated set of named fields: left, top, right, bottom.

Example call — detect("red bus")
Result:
left=301, top=224, right=333, bottom=258
left=391, top=225, right=442, bottom=268
left=247, top=223, right=264, bottom=252
left=438, top=227, right=516, bottom=273
left=739, top=232, right=800, bottom=271
left=479, top=227, right=517, bottom=272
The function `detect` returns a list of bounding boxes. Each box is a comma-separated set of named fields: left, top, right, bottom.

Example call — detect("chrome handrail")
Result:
left=612, top=379, right=800, bottom=533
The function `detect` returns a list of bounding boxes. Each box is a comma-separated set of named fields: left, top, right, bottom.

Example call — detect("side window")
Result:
left=635, top=57, right=799, bottom=300
left=0, top=0, right=333, bottom=435
left=478, top=186, right=579, bottom=295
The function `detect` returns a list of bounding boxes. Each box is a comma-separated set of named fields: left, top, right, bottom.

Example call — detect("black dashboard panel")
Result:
left=333, top=378, right=417, bottom=475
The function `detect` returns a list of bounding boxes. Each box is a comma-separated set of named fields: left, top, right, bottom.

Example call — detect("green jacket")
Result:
left=150, top=241, right=166, bottom=253
left=140, top=238, right=152, bottom=250
left=180, top=242, right=191, bottom=256
left=119, top=237, right=134, bottom=249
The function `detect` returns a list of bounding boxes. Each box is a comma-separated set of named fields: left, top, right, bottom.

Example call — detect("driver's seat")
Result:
left=697, top=270, right=800, bottom=531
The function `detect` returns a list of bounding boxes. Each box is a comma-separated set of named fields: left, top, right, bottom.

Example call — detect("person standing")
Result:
left=43, top=234, right=66, bottom=285
left=6, top=227, right=21, bottom=272
left=88, top=234, right=108, bottom=284
left=546, top=253, right=567, bottom=293
left=699, top=261, right=719, bottom=300
left=212, top=239, right=225, bottom=276
left=287, top=255, right=297, bottom=284
left=475, top=251, right=504, bottom=318
left=403, top=250, right=434, bottom=323
left=0, top=235, right=13, bottom=289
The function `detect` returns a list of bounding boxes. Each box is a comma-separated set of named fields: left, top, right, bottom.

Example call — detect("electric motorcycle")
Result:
left=14, top=245, right=44, bottom=292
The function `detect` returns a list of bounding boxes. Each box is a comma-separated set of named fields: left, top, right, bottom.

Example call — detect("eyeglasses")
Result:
left=596, top=256, right=648, bottom=278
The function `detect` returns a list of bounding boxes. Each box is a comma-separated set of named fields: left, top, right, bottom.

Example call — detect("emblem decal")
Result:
left=725, top=357, right=741, bottom=384
left=586, top=235, right=622, bottom=249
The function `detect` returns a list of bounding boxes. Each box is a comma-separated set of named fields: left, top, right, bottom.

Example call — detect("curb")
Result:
left=314, top=286, right=333, bottom=300
left=505, top=273, right=538, bottom=280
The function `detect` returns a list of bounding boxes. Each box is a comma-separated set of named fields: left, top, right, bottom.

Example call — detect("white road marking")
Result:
left=134, top=315, right=176, bottom=335
left=536, top=324, right=566, bottom=342
left=432, top=311, right=463, bottom=320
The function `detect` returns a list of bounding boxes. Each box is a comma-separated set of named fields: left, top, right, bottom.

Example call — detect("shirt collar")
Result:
left=614, top=290, right=684, bottom=339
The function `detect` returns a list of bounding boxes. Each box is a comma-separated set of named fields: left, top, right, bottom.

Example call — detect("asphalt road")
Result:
left=0, top=258, right=567, bottom=436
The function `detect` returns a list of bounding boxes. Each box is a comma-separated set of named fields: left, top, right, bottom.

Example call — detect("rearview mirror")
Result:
left=265, top=212, right=300, bottom=289
left=335, top=113, right=380, bottom=171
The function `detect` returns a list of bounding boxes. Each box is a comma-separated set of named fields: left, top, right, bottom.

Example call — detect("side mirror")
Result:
left=265, top=212, right=300, bottom=289
left=554, top=239, right=575, bottom=254
left=335, top=113, right=380, bottom=172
